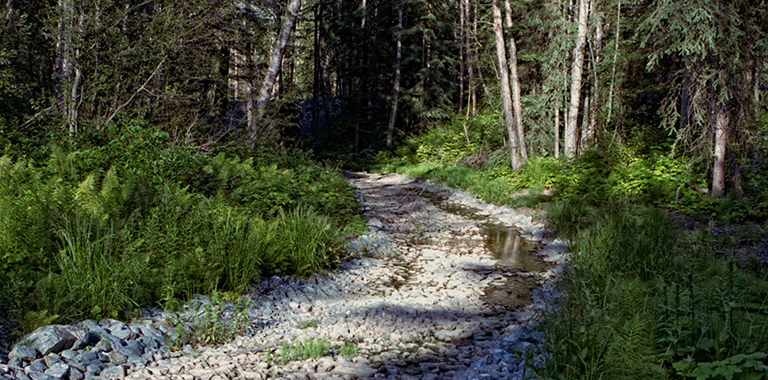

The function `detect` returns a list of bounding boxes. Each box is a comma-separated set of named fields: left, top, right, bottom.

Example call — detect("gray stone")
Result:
left=8, top=357, right=22, bottom=368
left=116, top=342, right=142, bottom=358
left=69, top=368, right=84, bottom=380
left=43, top=363, right=69, bottom=379
left=59, top=350, right=79, bottom=361
left=99, top=366, right=125, bottom=379
left=77, top=351, right=98, bottom=364
left=83, top=376, right=106, bottom=380
left=15, top=326, right=88, bottom=356
left=107, top=327, right=134, bottom=342
left=331, top=362, right=376, bottom=378
left=27, top=373, right=55, bottom=380
left=43, top=354, right=62, bottom=368
left=92, top=341, right=112, bottom=353
left=13, top=369, right=32, bottom=380
left=27, top=359, right=48, bottom=373
left=107, top=352, right=126, bottom=366
left=8, top=346, right=38, bottom=362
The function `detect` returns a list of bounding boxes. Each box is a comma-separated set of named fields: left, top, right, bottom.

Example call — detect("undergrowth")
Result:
left=0, top=122, right=364, bottom=338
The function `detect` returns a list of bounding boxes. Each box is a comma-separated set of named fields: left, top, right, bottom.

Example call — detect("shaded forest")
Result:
left=2, top=0, right=768, bottom=377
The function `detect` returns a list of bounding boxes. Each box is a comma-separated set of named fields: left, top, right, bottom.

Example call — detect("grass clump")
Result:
left=296, top=319, right=319, bottom=329
left=339, top=342, right=358, bottom=359
left=280, top=337, right=331, bottom=363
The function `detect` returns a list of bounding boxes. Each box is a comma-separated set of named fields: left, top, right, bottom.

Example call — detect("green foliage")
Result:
left=167, top=292, right=251, bottom=347
left=339, top=342, right=358, bottom=359
left=0, top=135, right=362, bottom=338
left=280, top=337, right=331, bottom=363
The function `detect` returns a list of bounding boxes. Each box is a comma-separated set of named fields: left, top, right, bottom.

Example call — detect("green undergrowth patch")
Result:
left=0, top=123, right=364, bottom=338
left=538, top=201, right=768, bottom=379
left=280, top=337, right=331, bottom=363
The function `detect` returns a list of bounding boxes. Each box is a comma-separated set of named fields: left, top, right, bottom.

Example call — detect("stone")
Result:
left=15, top=326, right=88, bottom=356
left=8, top=357, right=23, bottom=368
left=331, top=362, right=376, bottom=378
left=117, top=341, right=143, bottom=358
left=59, top=350, right=79, bottom=361
left=99, top=365, right=125, bottom=379
left=14, top=369, right=32, bottom=380
left=27, top=373, right=55, bottom=380
left=108, top=352, right=127, bottom=366
left=27, top=358, right=48, bottom=373
left=43, top=363, right=69, bottom=379
left=43, top=354, right=62, bottom=368
left=69, top=368, right=85, bottom=380
left=8, top=346, right=39, bottom=362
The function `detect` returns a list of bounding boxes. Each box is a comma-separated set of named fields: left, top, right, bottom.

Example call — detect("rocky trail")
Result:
left=1, top=173, right=567, bottom=380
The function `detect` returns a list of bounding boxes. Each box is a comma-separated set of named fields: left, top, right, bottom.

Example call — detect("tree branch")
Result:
left=101, top=56, right=166, bottom=130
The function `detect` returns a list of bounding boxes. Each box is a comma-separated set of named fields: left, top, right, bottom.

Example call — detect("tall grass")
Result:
left=0, top=143, right=363, bottom=335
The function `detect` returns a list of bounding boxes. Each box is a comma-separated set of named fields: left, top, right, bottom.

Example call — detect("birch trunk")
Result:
left=254, top=0, right=301, bottom=137
left=555, top=107, right=560, bottom=158
left=711, top=103, right=728, bottom=198
left=565, top=0, right=589, bottom=157
left=491, top=0, right=522, bottom=170
left=504, top=0, right=527, bottom=160
left=386, top=5, right=402, bottom=148
left=606, top=0, right=620, bottom=125
left=54, top=0, right=78, bottom=135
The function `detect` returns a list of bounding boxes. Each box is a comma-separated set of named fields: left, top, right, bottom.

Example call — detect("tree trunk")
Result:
left=606, top=0, right=620, bottom=125
left=491, top=0, right=522, bottom=170
left=459, top=0, right=465, bottom=115
left=504, top=0, right=527, bottom=160
left=386, top=4, right=402, bottom=148
left=54, top=0, right=78, bottom=135
left=555, top=106, right=560, bottom=158
left=712, top=102, right=728, bottom=198
left=254, top=0, right=301, bottom=137
left=565, top=0, right=589, bottom=157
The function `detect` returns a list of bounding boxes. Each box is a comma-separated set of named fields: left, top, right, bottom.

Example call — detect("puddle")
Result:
left=481, top=224, right=547, bottom=273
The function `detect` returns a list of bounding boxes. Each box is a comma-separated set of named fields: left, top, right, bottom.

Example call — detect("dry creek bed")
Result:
left=2, top=172, right=568, bottom=380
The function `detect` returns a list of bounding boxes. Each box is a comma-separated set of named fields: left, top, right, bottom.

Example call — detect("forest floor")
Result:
left=23, top=172, right=566, bottom=380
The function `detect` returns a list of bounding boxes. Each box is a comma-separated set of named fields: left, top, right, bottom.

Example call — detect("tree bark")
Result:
left=606, top=0, right=620, bottom=125
left=491, top=0, right=522, bottom=169
left=386, top=4, right=402, bottom=148
left=254, top=0, right=301, bottom=137
left=54, top=0, right=78, bottom=135
left=504, top=0, right=527, bottom=160
left=565, top=0, right=589, bottom=157
left=555, top=106, right=560, bottom=158
left=459, top=0, right=465, bottom=115
left=711, top=102, right=728, bottom=198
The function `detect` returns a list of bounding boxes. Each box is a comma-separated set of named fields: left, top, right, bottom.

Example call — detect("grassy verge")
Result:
left=365, top=112, right=768, bottom=378
left=0, top=125, right=364, bottom=338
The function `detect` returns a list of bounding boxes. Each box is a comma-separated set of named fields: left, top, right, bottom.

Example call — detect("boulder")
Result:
left=43, top=363, right=69, bottom=379
left=99, top=365, right=125, bottom=379
left=14, top=326, right=88, bottom=356
left=8, top=346, right=38, bottom=362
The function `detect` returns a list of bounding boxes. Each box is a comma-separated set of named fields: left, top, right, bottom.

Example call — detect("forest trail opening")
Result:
left=122, top=172, right=567, bottom=380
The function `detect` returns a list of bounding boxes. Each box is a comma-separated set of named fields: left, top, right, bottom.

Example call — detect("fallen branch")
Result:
left=19, top=106, right=54, bottom=130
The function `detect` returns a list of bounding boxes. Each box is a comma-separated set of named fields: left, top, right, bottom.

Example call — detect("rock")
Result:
left=99, top=365, right=125, bottom=379
left=117, top=341, right=143, bottom=358
left=13, top=369, right=32, bottom=380
left=8, top=357, right=22, bottom=369
left=43, top=354, right=62, bottom=368
left=107, top=352, right=127, bottom=366
left=8, top=346, right=39, bottom=362
left=69, top=368, right=85, bottom=380
left=331, top=362, right=376, bottom=378
left=43, top=363, right=69, bottom=379
left=27, top=358, right=48, bottom=373
left=27, top=373, right=56, bottom=380
left=59, top=350, right=79, bottom=361
left=15, top=326, right=88, bottom=356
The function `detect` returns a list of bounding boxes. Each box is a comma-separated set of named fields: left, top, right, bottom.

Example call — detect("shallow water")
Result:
left=481, top=223, right=547, bottom=273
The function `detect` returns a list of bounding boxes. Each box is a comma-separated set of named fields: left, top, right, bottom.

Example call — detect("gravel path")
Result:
left=2, top=173, right=567, bottom=380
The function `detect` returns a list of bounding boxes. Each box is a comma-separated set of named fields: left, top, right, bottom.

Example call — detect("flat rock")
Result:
left=331, top=362, right=376, bottom=378
left=43, top=363, right=69, bottom=379
left=15, top=325, right=88, bottom=356
left=8, top=346, right=38, bottom=362
left=99, top=365, right=125, bottom=379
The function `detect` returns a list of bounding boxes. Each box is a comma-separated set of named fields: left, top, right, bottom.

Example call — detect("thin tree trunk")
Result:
left=555, top=106, right=560, bottom=158
left=55, top=0, right=77, bottom=135
left=246, top=42, right=255, bottom=133
left=606, top=0, right=620, bottom=125
left=254, top=0, right=301, bottom=136
left=386, top=4, right=402, bottom=148
left=565, top=0, right=589, bottom=157
left=459, top=0, right=465, bottom=115
left=504, top=0, right=527, bottom=160
left=712, top=103, right=728, bottom=198
left=491, top=0, right=521, bottom=169
left=585, top=1, right=601, bottom=148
